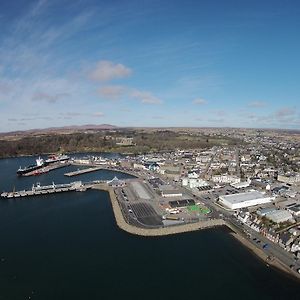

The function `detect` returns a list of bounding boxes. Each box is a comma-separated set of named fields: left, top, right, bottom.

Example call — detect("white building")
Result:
left=231, top=180, right=251, bottom=189
left=219, top=191, right=274, bottom=210
left=182, top=177, right=209, bottom=189
left=277, top=173, right=300, bottom=184
left=212, top=175, right=240, bottom=184
left=161, top=190, right=183, bottom=198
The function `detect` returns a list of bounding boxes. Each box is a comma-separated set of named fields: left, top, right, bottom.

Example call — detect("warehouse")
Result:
left=265, top=210, right=293, bottom=223
left=219, top=191, right=273, bottom=210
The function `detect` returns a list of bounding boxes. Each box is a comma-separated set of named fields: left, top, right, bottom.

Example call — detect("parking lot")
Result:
left=115, top=180, right=164, bottom=228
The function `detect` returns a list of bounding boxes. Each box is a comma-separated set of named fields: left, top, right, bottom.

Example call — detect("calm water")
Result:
left=0, top=156, right=299, bottom=300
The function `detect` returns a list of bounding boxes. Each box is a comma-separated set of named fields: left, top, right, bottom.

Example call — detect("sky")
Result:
left=0, top=0, right=299, bottom=132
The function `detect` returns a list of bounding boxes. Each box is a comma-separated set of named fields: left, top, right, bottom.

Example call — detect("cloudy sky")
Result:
left=0, top=0, right=299, bottom=132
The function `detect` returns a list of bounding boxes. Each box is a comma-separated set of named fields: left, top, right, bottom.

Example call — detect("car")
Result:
left=263, top=243, right=269, bottom=249
left=128, top=209, right=133, bottom=213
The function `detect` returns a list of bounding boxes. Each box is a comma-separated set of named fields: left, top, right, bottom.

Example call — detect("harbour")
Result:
left=0, top=155, right=300, bottom=300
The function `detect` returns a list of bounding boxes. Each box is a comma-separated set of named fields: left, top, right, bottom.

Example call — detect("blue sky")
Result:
left=0, top=0, right=299, bottom=131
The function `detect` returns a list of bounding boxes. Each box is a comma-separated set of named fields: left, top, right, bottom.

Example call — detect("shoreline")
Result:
left=229, top=231, right=298, bottom=279
left=93, top=183, right=300, bottom=281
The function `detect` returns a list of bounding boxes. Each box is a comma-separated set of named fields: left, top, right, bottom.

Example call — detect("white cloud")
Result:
left=89, top=60, right=132, bottom=81
left=248, top=101, right=266, bottom=108
left=32, top=92, right=70, bottom=103
left=130, top=89, right=162, bottom=104
left=193, top=98, right=207, bottom=105
left=97, top=85, right=126, bottom=99
left=275, top=107, right=295, bottom=119
left=92, top=112, right=104, bottom=117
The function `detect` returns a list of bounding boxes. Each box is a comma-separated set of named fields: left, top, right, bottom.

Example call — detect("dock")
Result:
left=64, top=167, right=102, bottom=177
left=24, top=162, right=71, bottom=176
left=0, top=181, right=91, bottom=199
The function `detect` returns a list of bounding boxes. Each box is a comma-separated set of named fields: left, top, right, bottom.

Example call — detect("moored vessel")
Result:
left=17, top=157, right=44, bottom=176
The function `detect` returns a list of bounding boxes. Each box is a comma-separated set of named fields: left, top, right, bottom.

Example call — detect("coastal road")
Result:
left=184, top=186, right=300, bottom=276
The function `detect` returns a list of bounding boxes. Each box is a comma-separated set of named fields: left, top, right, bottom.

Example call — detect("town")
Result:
left=51, top=127, right=300, bottom=278
left=1, top=127, right=300, bottom=279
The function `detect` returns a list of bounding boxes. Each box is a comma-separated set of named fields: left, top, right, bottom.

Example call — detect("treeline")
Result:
left=0, top=132, right=115, bottom=158
left=0, top=130, right=240, bottom=158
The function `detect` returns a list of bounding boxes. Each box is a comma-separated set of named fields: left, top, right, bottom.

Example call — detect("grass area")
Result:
left=187, top=205, right=210, bottom=214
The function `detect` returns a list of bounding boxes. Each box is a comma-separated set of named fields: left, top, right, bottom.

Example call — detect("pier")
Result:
left=0, top=181, right=92, bottom=199
left=64, top=167, right=102, bottom=177
left=70, top=162, right=138, bottom=178
left=24, top=162, right=71, bottom=176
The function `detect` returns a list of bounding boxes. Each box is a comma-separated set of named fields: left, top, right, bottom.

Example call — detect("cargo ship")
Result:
left=17, top=157, right=45, bottom=176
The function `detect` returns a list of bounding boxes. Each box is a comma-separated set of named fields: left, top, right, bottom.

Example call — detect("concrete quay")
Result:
left=70, top=163, right=138, bottom=178
left=64, top=167, right=102, bottom=177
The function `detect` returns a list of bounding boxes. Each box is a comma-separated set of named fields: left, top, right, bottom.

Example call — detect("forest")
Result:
left=0, top=129, right=240, bottom=158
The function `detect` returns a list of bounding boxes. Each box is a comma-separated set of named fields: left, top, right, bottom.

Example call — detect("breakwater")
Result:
left=93, top=184, right=226, bottom=236
left=93, top=183, right=300, bottom=280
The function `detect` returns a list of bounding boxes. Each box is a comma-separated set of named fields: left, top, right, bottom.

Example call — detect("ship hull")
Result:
left=17, top=165, right=44, bottom=176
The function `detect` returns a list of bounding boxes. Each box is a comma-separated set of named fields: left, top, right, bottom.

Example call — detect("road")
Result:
left=182, top=185, right=300, bottom=276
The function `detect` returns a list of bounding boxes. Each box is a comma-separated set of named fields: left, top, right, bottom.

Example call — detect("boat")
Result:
left=17, top=157, right=44, bottom=176
left=32, top=168, right=49, bottom=175
left=44, top=154, right=70, bottom=165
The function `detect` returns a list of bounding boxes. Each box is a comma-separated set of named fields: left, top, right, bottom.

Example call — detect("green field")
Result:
left=187, top=205, right=210, bottom=214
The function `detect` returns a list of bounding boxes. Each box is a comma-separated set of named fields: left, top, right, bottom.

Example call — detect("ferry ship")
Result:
left=44, top=154, right=70, bottom=165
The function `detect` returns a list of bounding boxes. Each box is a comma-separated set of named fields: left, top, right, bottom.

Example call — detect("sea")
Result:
left=0, top=155, right=299, bottom=300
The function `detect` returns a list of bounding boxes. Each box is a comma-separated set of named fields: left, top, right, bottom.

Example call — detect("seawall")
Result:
left=92, top=184, right=226, bottom=236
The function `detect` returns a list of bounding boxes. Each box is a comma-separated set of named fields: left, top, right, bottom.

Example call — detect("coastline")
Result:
left=93, top=183, right=300, bottom=281
left=229, top=231, right=297, bottom=278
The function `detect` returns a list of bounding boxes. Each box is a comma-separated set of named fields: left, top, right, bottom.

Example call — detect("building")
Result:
left=116, top=137, right=134, bottom=146
left=277, top=173, right=300, bottom=185
left=219, top=191, right=274, bottom=210
left=288, top=204, right=300, bottom=217
left=265, top=210, right=293, bottom=223
left=231, top=180, right=251, bottom=189
left=161, top=189, right=183, bottom=198
left=159, top=185, right=183, bottom=198
left=182, top=176, right=209, bottom=189
left=212, top=174, right=240, bottom=184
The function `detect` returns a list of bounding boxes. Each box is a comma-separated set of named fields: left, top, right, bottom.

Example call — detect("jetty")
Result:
left=64, top=167, right=102, bottom=177
left=0, top=181, right=90, bottom=198
left=24, top=162, right=71, bottom=176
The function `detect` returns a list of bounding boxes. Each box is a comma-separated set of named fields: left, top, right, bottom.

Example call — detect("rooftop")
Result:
left=219, top=191, right=269, bottom=204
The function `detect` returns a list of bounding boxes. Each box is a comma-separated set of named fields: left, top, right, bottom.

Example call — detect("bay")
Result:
left=0, top=156, right=299, bottom=300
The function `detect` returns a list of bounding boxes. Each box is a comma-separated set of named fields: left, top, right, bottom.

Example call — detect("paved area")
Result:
left=130, top=181, right=151, bottom=200
left=130, top=202, right=163, bottom=226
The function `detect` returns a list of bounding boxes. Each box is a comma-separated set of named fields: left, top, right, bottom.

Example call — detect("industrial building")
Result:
left=160, top=185, right=183, bottom=198
left=219, top=190, right=274, bottom=209
left=265, top=210, right=294, bottom=223
left=161, top=189, right=183, bottom=198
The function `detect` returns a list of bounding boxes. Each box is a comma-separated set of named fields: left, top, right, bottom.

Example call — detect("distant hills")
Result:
left=0, top=124, right=118, bottom=137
